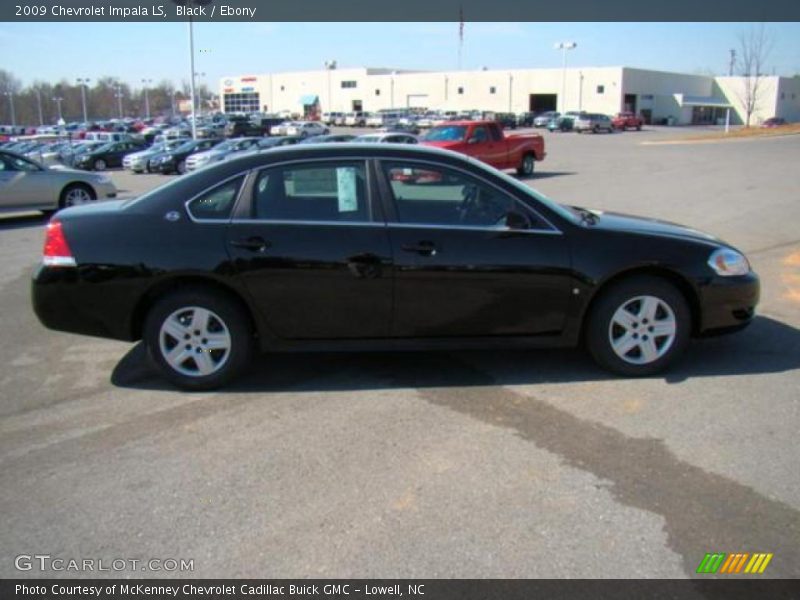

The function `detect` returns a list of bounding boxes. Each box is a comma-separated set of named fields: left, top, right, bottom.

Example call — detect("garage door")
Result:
left=406, top=94, right=429, bottom=108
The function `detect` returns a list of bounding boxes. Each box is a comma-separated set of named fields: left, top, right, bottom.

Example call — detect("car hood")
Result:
left=586, top=208, right=722, bottom=245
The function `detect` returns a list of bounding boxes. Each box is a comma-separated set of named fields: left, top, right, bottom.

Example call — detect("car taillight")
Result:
left=43, top=220, right=76, bottom=267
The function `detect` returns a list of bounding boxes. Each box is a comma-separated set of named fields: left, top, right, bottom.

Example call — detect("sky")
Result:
left=1, top=22, right=799, bottom=88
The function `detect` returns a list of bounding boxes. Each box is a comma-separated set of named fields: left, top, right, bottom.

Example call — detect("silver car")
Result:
left=185, top=137, right=261, bottom=172
left=124, top=140, right=185, bottom=173
left=0, top=150, right=117, bottom=213
left=574, top=113, right=615, bottom=133
left=352, top=132, right=418, bottom=144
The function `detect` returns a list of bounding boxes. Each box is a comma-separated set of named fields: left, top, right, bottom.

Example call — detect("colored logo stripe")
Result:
left=697, top=553, right=726, bottom=574
left=696, top=552, right=773, bottom=574
left=744, top=553, right=773, bottom=574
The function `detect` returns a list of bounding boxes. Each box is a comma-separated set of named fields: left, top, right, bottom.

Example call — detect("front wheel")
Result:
left=586, top=276, right=691, bottom=376
left=176, top=160, right=187, bottom=175
left=144, top=289, right=254, bottom=390
left=94, top=159, right=107, bottom=171
left=516, top=154, right=535, bottom=176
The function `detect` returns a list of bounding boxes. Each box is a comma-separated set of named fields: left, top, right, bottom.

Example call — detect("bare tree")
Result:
left=736, top=24, right=772, bottom=127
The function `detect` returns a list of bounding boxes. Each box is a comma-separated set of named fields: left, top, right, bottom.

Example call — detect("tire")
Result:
left=94, top=159, right=106, bottom=171
left=59, top=183, right=97, bottom=209
left=176, top=160, right=187, bottom=175
left=144, top=288, right=254, bottom=391
left=636, top=124, right=642, bottom=131
left=593, top=125, right=600, bottom=134
left=516, top=153, right=535, bottom=176
left=585, top=276, right=691, bottom=377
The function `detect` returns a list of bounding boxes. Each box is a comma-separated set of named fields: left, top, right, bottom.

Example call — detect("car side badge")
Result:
left=164, top=211, right=181, bottom=222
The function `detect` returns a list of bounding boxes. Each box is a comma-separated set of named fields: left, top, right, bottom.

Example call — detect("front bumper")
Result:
left=698, top=272, right=760, bottom=334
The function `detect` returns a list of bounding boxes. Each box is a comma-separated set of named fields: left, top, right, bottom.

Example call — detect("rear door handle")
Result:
left=401, top=241, right=437, bottom=257
left=230, top=236, right=270, bottom=252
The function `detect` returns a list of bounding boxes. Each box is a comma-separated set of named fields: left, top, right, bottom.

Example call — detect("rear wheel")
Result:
left=144, top=289, right=254, bottom=390
left=586, top=276, right=691, bottom=376
left=516, top=154, right=535, bottom=176
left=176, top=160, right=187, bottom=175
left=59, top=183, right=96, bottom=208
left=94, top=159, right=107, bottom=171
left=593, top=125, right=600, bottom=134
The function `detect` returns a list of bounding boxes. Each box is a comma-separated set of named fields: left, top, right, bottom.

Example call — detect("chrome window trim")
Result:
left=230, top=219, right=385, bottom=228
left=376, top=157, right=563, bottom=235
left=183, top=170, right=251, bottom=224
left=385, top=222, right=563, bottom=235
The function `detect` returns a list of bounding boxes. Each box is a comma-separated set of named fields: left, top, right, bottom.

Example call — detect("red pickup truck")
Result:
left=611, top=112, right=644, bottom=131
left=420, top=121, right=545, bottom=176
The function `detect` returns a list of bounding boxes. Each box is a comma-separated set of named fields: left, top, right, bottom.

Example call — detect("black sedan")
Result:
left=32, top=145, right=759, bottom=390
left=149, top=138, right=222, bottom=174
left=73, top=140, right=146, bottom=171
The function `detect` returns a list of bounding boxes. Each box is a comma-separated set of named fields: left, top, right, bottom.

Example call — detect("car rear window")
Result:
left=187, top=175, right=245, bottom=221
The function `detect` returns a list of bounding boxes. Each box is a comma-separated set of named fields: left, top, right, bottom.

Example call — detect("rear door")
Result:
left=0, top=153, right=53, bottom=209
left=225, top=159, right=394, bottom=340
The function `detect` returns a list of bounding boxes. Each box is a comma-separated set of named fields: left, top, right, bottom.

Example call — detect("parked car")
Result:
left=420, top=121, right=545, bottom=175
left=761, top=117, right=786, bottom=128
left=517, top=112, right=538, bottom=127
left=488, top=112, right=518, bottom=130
left=73, top=140, right=146, bottom=171
left=352, top=133, right=418, bottom=144
left=298, top=134, right=357, bottom=144
left=0, top=150, right=116, bottom=213
left=186, top=137, right=261, bottom=172
left=612, top=112, right=644, bottom=131
left=574, top=114, right=615, bottom=134
left=285, top=122, right=329, bottom=138
left=365, top=113, right=386, bottom=128
left=32, top=144, right=759, bottom=390
left=225, top=136, right=304, bottom=160
left=547, top=116, right=575, bottom=132
left=123, top=140, right=186, bottom=173
left=224, top=117, right=283, bottom=138
left=149, top=138, right=222, bottom=174
left=344, top=112, right=368, bottom=127
left=533, top=111, right=560, bottom=127
left=269, top=121, right=296, bottom=136
left=321, top=112, right=345, bottom=126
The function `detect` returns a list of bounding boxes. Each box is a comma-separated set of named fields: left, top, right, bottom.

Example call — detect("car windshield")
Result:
left=421, top=126, right=467, bottom=142
left=354, top=136, right=380, bottom=143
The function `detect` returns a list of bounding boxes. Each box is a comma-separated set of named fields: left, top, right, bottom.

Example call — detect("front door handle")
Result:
left=230, top=236, right=270, bottom=252
left=401, top=241, right=437, bottom=257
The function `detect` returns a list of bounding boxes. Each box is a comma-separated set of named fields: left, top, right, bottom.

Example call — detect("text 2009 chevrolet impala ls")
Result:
left=32, top=144, right=759, bottom=390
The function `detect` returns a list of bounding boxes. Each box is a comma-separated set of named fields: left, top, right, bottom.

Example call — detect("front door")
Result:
left=226, top=159, right=393, bottom=340
left=377, top=160, right=572, bottom=338
left=0, top=153, right=52, bottom=209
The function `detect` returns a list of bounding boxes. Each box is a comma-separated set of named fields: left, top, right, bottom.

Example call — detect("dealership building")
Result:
left=219, top=66, right=800, bottom=125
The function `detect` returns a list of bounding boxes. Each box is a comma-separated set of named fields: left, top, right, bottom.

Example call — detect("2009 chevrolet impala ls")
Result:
left=32, top=144, right=759, bottom=390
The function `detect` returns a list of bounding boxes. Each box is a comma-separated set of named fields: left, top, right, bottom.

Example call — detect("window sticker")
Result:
left=336, top=167, right=358, bottom=212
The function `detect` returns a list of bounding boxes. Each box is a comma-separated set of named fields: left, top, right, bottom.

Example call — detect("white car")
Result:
left=352, top=132, right=418, bottom=144
left=365, top=113, right=385, bottom=128
left=269, top=121, right=295, bottom=136
left=344, top=112, right=367, bottom=127
left=285, top=122, right=329, bottom=138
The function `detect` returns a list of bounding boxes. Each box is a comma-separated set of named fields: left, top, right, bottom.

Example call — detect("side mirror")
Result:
left=505, top=210, right=531, bottom=230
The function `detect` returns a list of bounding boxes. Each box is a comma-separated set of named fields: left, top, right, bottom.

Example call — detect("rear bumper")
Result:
left=31, top=264, right=137, bottom=342
left=698, top=272, right=760, bottom=334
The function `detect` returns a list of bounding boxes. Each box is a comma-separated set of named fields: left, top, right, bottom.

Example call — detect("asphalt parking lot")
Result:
left=1, top=127, right=798, bottom=578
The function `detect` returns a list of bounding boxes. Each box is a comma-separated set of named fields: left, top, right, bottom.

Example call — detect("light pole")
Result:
left=52, top=96, right=63, bottom=122
left=141, top=78, right=153, bottom=119
left=324, top=60, right=336, bottom=112
left=193, top=72, right=206, bottom=118
left=113, top=84, right=124, bottom=119
left=34, top=88, right=43, bottom=126
left=77, top=78, right=90, bottom=123
left=554, top=41, right=577, bottom=112
left=3, top=91, right=16, bottom=127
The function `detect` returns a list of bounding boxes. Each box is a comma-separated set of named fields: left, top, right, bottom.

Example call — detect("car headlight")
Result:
left=707, top=248, right=750, bottom=277
left=163, top=154, right=174, bottom=161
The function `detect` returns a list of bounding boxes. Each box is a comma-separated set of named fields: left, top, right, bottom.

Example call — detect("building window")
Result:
left=280, top=86, right=284, bottom=91
left=781, top=92, right=785, bottom=100
left=341, top=81, right=357, bottom=89
left=597, top=85, right=605, bottom=94
left=223, top=92, right=260, bottom=113
left=375, top=89, right=381, bottom=96
left=489, top=86, right=496, bottom=94
left=457, top=87, right=464, bottom=95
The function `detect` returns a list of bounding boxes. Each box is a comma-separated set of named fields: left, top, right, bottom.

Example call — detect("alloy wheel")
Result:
left=159, top=306, right=232, bottom=377
left=608, top=295, right=677, bottom=365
